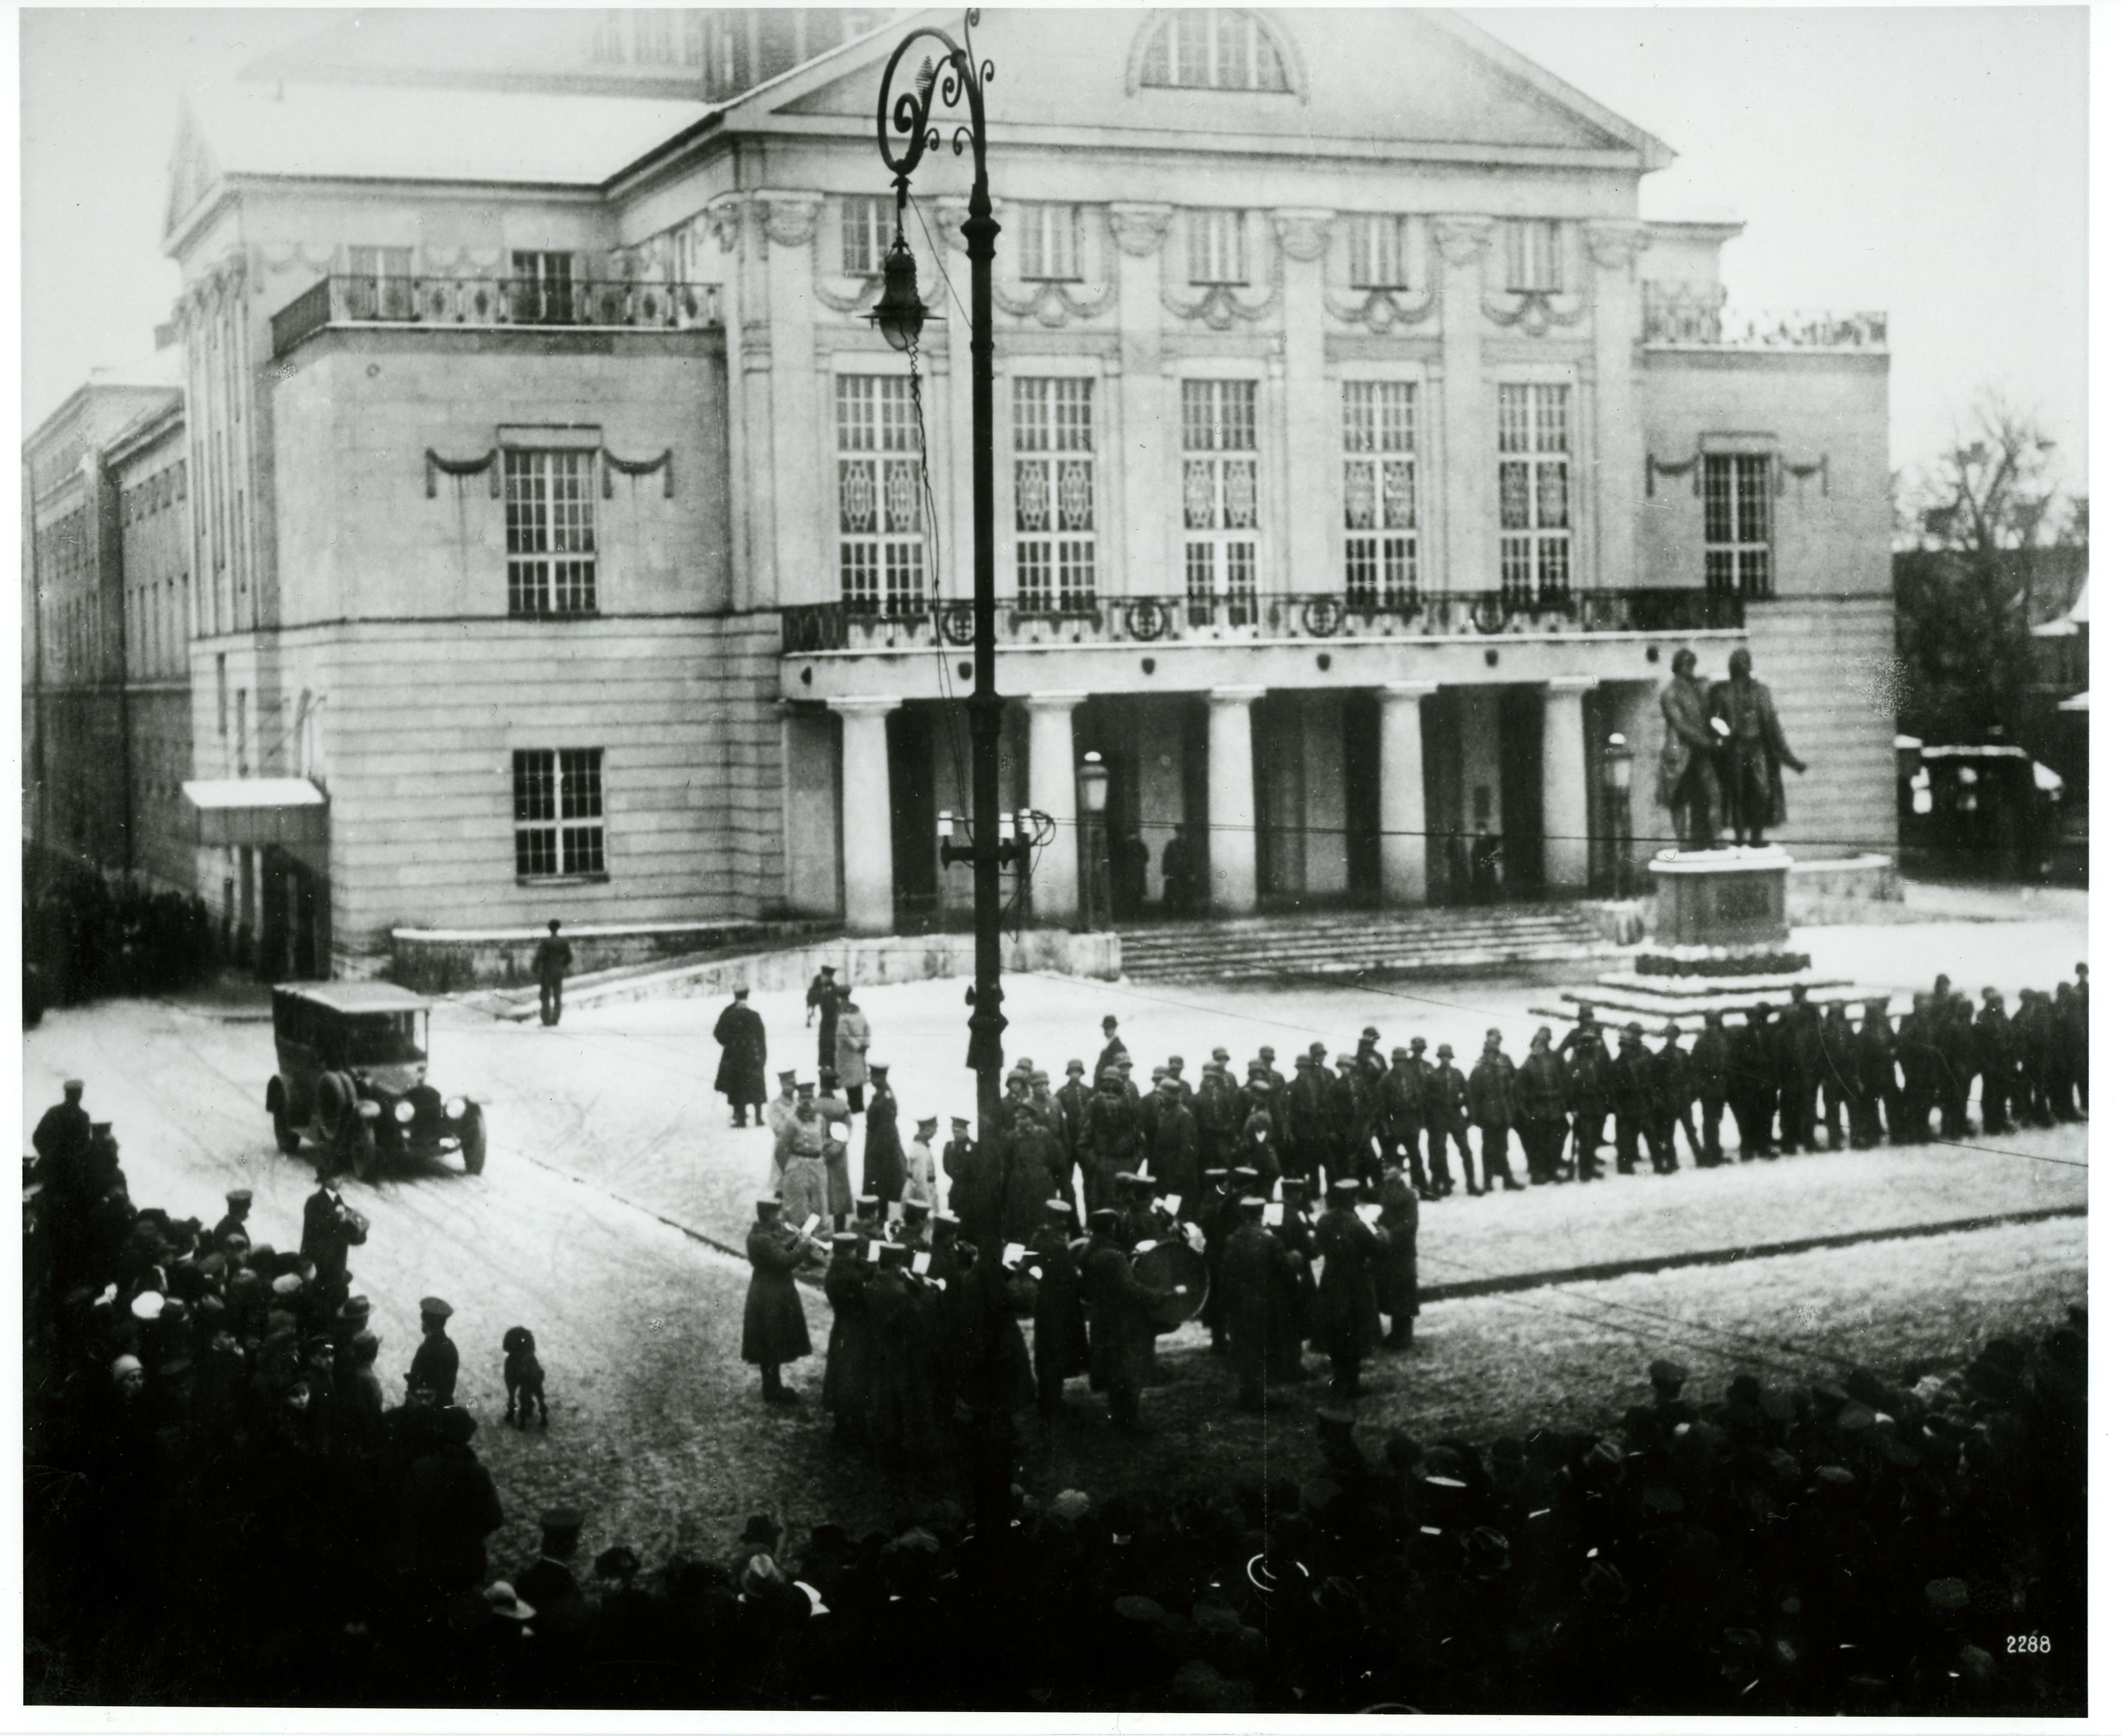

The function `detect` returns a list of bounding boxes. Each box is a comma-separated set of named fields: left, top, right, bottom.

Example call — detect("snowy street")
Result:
left=23, top=896, right=2086, bottom=1567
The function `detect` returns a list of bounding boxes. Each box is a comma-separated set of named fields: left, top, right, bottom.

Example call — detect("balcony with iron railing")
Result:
left=1641, top=282, right=1887, bottom=352
left=270, top=274, right=722, bottom=359
left=782, top=585, right=1744, bottom=655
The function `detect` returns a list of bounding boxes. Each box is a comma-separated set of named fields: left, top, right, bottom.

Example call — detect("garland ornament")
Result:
left=602, top=449, right=675, bottom=499
left=425, top=448, right=498, bottom=499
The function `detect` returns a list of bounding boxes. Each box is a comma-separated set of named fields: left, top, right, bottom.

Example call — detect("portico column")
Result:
left=1206, top=687, right=1265, bottom=915
left=1378, top=681, right=1438, bottom=904
left=1025, top=692, right=1086, bottom=925
left=1542, top=677, right=1596, bottom=893
left=830, top=698, right=899, bottom=936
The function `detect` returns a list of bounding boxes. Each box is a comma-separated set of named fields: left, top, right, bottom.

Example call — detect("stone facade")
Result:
left=33, top=7, right=1896, bottom=974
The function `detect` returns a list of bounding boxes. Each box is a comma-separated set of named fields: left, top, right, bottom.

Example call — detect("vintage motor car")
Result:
left=267, top=982, right=486, bottom=1179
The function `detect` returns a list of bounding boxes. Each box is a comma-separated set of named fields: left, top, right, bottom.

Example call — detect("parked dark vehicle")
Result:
left=267, top=983, right=485, bottom=1180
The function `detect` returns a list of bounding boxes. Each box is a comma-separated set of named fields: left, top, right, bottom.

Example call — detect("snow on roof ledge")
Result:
left=190, top=80, right=711, bottom=186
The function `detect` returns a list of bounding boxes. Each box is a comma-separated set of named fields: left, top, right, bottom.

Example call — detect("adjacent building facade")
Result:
left=33, top=7, right=1896, bottom=975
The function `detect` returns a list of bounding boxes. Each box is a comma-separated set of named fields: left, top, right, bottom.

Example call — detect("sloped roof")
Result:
left=183, top=80, right=711, bottom=187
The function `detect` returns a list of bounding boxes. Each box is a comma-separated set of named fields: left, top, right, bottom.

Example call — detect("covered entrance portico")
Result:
left=807, top=673, right=1661, bottom=935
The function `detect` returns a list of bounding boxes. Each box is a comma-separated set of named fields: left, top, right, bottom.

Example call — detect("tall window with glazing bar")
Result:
left=836, top=375, right=924, bottom=617
left=1182, top=379, right=1259, bottom=626
left=1343, top=381, right=1419, bottom=606
left=1013, top=378, right=1096, bottom=612
left=1703, top=453, right=1774, bottom=598
left=504, top=451, right=597, bottom=616
left=1498, top=383, right=1571, bottom=605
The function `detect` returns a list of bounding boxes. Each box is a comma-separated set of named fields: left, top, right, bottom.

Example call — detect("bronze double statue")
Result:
left=1657, top=647, right=1807, bottom=850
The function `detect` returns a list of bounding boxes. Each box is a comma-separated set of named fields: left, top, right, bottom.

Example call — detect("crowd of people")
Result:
left=24, top=856, right=218, bottom=1016
left=24, top=1070, right=2084, bottom=1710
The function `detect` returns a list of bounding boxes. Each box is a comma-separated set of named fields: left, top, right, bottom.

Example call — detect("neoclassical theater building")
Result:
left=125, top=6, right=1892, bottom=973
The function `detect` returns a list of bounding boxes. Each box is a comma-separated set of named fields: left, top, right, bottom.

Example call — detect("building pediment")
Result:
left=164, top=97, right=222, bottom=246
left=748, top=7, right=1671, bottom=170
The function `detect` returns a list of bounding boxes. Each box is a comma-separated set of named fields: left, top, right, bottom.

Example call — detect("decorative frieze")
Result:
left=757, top=192, right=824, bottom=249
left=995, top=278, right=1118, bottom=328
left=1107, top=202, right=1174, bottom=257
left=1482, top=288, right=1584, bottom=337
left=1270, top=208, right=1334, bottom=263
left=1431, top=215, right=1494, bottom=268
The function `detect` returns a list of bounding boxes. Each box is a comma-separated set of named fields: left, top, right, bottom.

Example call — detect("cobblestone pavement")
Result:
left=24, top=899, right=2086, bottom=1571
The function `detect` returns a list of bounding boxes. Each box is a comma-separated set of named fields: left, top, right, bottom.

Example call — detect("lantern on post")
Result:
left=1601, top=732, right=1636, bottom=898
left=1075, top=751, right=1111, bottom=931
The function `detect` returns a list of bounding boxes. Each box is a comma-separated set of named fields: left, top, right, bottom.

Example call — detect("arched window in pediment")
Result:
left=1131, top=9, right=1303, bottom=96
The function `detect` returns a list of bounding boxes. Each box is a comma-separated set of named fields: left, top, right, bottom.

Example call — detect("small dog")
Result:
left=501, top=1326, right=548, bottom=1429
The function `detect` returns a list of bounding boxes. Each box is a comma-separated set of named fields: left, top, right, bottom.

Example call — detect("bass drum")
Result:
left=1132, top=1237, right=1208, bottom=1333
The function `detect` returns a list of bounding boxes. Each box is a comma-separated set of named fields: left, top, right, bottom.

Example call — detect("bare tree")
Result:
left=1895, top=394, right=2074, bottom=745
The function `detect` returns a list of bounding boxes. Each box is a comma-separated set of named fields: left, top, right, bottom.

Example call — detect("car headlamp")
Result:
left=445, top=1097, right=467, bottom=1121
left=394, top=1100, right=416, bottom=1125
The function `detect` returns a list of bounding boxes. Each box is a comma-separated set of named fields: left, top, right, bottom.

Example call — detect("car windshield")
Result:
left=343, top=1010, right=426, bottom=1067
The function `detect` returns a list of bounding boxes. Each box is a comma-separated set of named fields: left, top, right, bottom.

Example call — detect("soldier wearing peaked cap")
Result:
left=1611, top=1023, right=1656, bottom=1175
left=409, top=1297, right=460, bottom=1407
left=212, top=1188, right=254, bottom=1247
left=1651, top=1021, right=1702, bottom=1172
left=1467, top=1029, right=1523, bottom=1194
left=516, top=1506, right=586, bottom=1622
left=1028, top=1196, right=1089, bottom=1423
left=744, top=1197, right=819, bottom=1405
left=1313, top=1178, right=1382, bottom=1399
left=1422, top=1043, right=1476, bottom=1197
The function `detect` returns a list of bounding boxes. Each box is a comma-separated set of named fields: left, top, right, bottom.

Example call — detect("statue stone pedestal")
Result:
left=1648, top=846, right=1793, bottom=952
left=1534, top=846, right=1893, bottom=1032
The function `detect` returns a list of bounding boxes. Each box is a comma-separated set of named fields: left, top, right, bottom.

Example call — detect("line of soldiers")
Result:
left=25, top=861, right=218, bottom=1008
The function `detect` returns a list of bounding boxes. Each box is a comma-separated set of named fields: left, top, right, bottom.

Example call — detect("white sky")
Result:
left=18, top=4, right=2092, bottom=493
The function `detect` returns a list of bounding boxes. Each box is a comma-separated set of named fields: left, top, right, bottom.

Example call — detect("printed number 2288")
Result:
left=2007, top=1635, right=2051, bottom=1654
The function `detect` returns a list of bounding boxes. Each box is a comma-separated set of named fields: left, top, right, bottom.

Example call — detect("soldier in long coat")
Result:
left=1194, top=1055, right=1240, bottom=1173
left=2011, top=989, right=2054, bottom=1128
left=1726, top=1005, right=1773, bottom=1157
left=861, top=1064, right=907, bottom=1207
left=1851, top=1000, right=1898, bottom=1148
left=833, top=995, right=872, bottom=1112
left=1235, top=1086, right=1283, bottom=1186
left=1026, top=1198, right=1088, bottom=1422
left=820, top=1233, right=870, bottom=1444
left=1466, top=1031, right=1523, bottom=1192
left=1286, top=1052, right=1334, bottom=1196
left=1327, top=1055, right=1377, bottom=1188
left=1611, top=1024, right=1657, bottom=1174
left=1055, top=1061, right=1095, bottom=1193
left=1268, top=1182, right=1318, bottom=1384
left=1194, top=1169, right=1235, bottom=1352
left=1560, top=1010, right=1612, bottom=1180
left=1650, top=1022, right=1702, bottom=1169
left=1777, top=988, right=1826, bottom=1154
left=1219, top=1196, right=1284, bottom=1409
left=1895, top=995, right=1938, bottom=1145
left=1513, top=1028, right=1570, bottom=1183
left=1084, top=1070, right=1138, bottom=1214
left=1819, top=1001, right=1858, bottom=1150
left=1080, top=1210, right=1161, bottom=1430
left=1311, top=1179, right=1382, bottom=1399
left=742, top=1198, right=817, bottom=1404
left=1691, top=1013, right=1731, bottom=1163
left=862, top=1244, right=942, bottom=1465
left=1374, top=1156, right=1421, bottom=1349
left=1422, top=1044, right=1477, bottom=1196
left=775, top=1091, right=832, bottom=1228
left=1145, top=1080, right=1201, bottom=1216
left=1974, top=989, right=2016, bottom=1136
left=712, top=988, right=769, bottom=1128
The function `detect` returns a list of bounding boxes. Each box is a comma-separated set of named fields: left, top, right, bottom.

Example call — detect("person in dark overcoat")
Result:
left=1466, top=1030, right=1523, bottom=1192
left=1513, top=1027, right=1569, bottom=1183
left=1055, top=1061, right=1095, bottom=1191
left=1145, top=1079, right=1201, bottom=1217
left=1327, top=1055, right=1376, bottom=1188
left=861, top=1064, right=906, bottom=1208
left=1650, top=1022, right=1700, bottom=1170
left=1269, top=1181, right=1319, bottom=1384
left=1776, top=986, right=1825, bottom=1153
left=1374, top=1155, right=1421, bottom=1349
left=409, top=1297, right=460, bottom=1406
left=1691, top=1012, right=1731, bottom=1163
left=1727, top=1004, right=1775, bottom=1157
left=712, top=988, right=769, bottom=1128
left=1560, top=1011, right=1612, bottom=1181
left=301, top=1179, right=368, bottom=1284
left=741, top=1198, right=817, bottom=1405
left=1819, top=1000, right=1857, bottom=1150
left=1084, top=1069, right=1138, bottom=1214
left=820, top=1233, right=870, bottom=1445
left=532, top=920, right=572, bottom=1026
left=1851, top=999, right=1898, bottom=1148
left=32, top=1079, right=93, bottom=1193
left=1080, top=1209, right=1161, bottom=1430
left=1611, top=1024, right=1657, bottom=1174
left=862, top=1242, right=942, bottom=1465
left=1286, top=1052, right=1334, bottom=1196
left=1237, top=1081, right=1284, bottom=1185
left=1194, top=1169, right=1235, bottom=1352
left=1421, top=1044, right=1476, bottom=1197
left=1219, top=1195, right=1284, bottom=1409
left=1311, top=1178, right=1382, bottom=1399
left=1026, top=1199, right=1088, bottom=1421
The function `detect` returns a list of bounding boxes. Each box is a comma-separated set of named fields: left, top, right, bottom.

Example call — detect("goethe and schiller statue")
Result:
left=1658, top=648, right=1808, bottom=850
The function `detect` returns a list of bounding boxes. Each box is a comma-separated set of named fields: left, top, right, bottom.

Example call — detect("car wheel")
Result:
left=269, top=1084, right=303, bottom=1155
left=351, top=1120, right=379, bottom=1185
left=461, top=1106, right=487, bottom=1176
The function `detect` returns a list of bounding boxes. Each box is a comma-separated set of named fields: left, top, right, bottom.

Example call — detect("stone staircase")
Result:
left=1117, top=904, right=1627, bottom=985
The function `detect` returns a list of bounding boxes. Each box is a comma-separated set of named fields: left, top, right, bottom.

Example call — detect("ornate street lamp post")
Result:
left=872, top=11, right=1019, bottom=1140
left=1075, top=751, right=1111, bottom=932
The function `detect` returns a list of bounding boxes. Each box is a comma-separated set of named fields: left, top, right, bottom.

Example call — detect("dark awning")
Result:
left=182, top=778, right=328, bottom=848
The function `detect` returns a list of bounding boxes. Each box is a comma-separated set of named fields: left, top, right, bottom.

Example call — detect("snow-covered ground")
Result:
left=21, top=895, right=2086, bottom=1563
